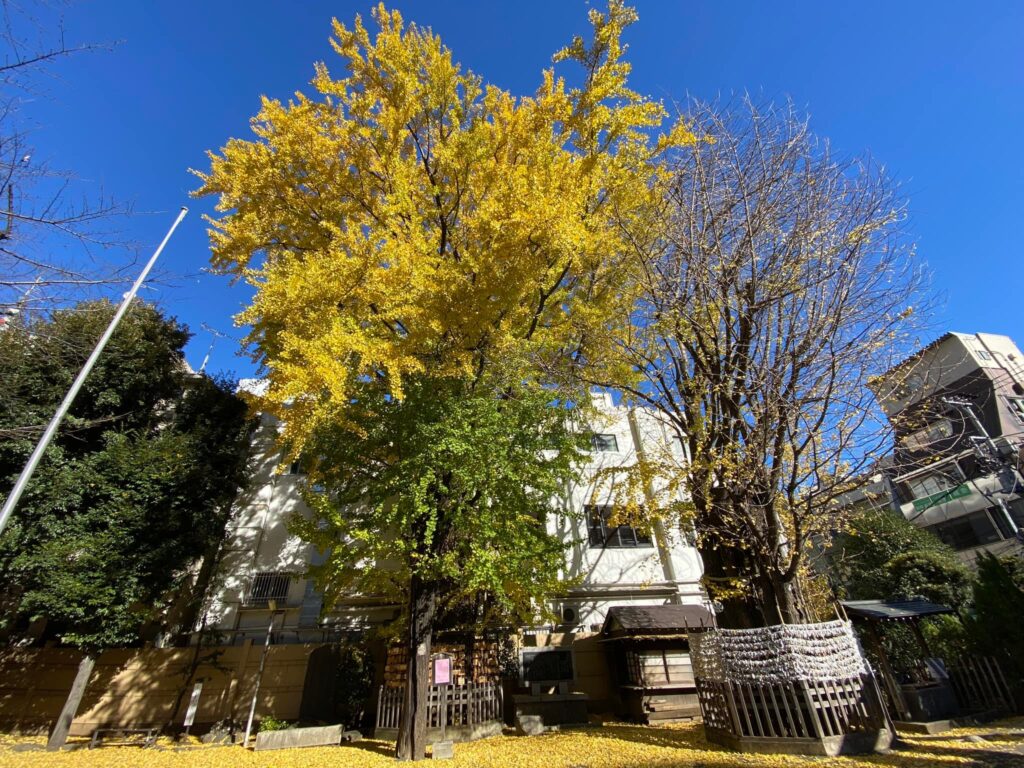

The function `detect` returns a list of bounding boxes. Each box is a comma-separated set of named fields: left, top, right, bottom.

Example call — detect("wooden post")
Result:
left=440, top=684, right=447, bottom=742
left=864, top=621, right=910, bottom=721
left=47, top=653, right=96, bottom=751
left=909, top=619, right=933, bottom=659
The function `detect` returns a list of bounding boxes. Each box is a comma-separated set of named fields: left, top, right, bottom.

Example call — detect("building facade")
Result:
left=198, top=389, right=708, bottom=713
left=870, top=332, right=1024, bottom=561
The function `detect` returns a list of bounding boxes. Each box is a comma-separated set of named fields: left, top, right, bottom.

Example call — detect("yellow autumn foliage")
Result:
left=194, top=1, right=694, bottom=454
left=3, top=720, right=1024, bottom=767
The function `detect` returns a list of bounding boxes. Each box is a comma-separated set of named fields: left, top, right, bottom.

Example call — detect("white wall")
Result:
left=203, top=391, right=706, bottom=641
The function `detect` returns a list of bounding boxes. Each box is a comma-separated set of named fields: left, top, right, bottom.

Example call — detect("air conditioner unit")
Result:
left=555, top=603, right=580, bottom=628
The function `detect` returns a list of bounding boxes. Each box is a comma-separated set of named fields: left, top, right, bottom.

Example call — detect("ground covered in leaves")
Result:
left=2, top=720, right=1023, bottom=767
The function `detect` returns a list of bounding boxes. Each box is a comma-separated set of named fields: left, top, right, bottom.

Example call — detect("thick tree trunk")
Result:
left=698, top=543, right=761, bottom=629
left=47, top=653, right=95, bottom=751
left=750, top=566, right=801, bottom=625
left=396, top=574, right=438, bottom=761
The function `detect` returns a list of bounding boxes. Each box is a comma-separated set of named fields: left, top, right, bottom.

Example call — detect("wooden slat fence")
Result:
left=696, top=673, right=887, bottom=741
left=376, top=682, right=502, bottom=732
left=948, top=656, right=1015, bottom=714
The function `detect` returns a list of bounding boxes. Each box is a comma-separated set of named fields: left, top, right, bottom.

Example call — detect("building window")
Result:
left=926, top=511, right=1001, bottom=551
left=905, top=471, right=956, bottom=500
left=975, top=349, right=992, bottom=361
left=625, top=649, right=694, bottom=687
left=591, top=433, right=619, bottom=452
left=1008, top=498, right=1024, bottom=528
left=245, top=572, right=291, bottom=607
left=521, top=648, right=574, bottom=683
left=901, top=419, right=954, bottom=452
left=586, top=505, right=653, bottom=548
left=1006, top=397, right=1024, bottom=425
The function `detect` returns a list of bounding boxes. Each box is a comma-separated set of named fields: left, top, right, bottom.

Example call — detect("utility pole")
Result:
left=940, top=396, right=1023, bottom=544
left=0, top=207, right=188, bottom=538
left=243, top=603, right=281, bottom=748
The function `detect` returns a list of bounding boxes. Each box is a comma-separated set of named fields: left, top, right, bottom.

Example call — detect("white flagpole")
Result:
left=0, top=207, right=189, bottom=537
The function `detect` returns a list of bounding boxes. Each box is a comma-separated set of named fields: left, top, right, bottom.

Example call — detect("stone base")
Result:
left=375, top=720, right=502, bottom=744
left=254, top=724, right=344, bottom=751
left=704, top=726, right=893, bottom=756
left=513, top=692, right=590, bottom=728
left=430, top=740, right=454, bottom=759
left=894, top=719, right=954, bottom=735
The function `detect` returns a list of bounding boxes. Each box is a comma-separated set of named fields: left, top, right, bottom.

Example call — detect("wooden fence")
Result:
left=696, top=673, right=887, bottom=742
left=949, top=656, right=1016, bottom=714
left=376, top=682, right=503, bottom=731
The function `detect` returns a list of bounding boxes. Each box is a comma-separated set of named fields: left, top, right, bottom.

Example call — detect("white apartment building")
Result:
left=201, top=389, right=707, bottom=645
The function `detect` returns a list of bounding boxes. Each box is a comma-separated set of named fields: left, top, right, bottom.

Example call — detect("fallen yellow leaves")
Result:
left=1, top=721, right=1023, bottom=768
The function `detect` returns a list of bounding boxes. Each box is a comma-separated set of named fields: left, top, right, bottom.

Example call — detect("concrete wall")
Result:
left=523, top=632, right=613, bottom=711
left=0, top=643, right=328, bottom=736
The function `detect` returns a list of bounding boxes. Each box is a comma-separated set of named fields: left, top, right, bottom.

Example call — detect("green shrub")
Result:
left=966, top=552, right=1024, bottom=701
left=258, top=715, right=290, bottom=732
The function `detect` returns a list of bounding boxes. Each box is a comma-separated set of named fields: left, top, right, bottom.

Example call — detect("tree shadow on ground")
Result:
left=343, top=739, right=394, bottom=758
left=598, top=722, right=1024, bottom=768
left=897, top=738, right=1024, bottom=768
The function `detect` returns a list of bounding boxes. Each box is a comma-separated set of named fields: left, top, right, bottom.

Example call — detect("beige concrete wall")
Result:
left=0, top=643, right=327, bottom=735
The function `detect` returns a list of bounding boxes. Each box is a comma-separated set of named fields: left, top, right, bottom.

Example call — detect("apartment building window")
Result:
left=926, top=511, right=1001, bottom=551
left=586, top=504, right=653, bottom=548
left=991, top=499, right=1024, bottom=538
left=245, top=571, right=291, bottom=607
left=905, top=471, right=956, bottom=500
left=1006, top=397, right=1024, bottom=425
left=591, top=434, right=619, bottom=452
left=901, top=419, right=954, bottom=452
left=1009, top=498, right=1024, bottom=528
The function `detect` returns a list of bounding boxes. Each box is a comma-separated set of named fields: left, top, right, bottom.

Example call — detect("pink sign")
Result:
left=433, top=656, right=451, bottom=685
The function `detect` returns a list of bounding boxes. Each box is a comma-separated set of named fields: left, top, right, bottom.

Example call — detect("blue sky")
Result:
left=18, top=1, right=1024, bottom=378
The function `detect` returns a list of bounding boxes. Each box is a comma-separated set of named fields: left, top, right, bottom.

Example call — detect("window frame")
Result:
left=901, top=419, right=954, bottom=452
left=625, top=649, right=695, bottom=687
left=590, top=433, right=619, bottom=452
left=586, top=504, right=654, bottom=549
left=926, top=510, right=1001, bottom=551
left=1006, top=396, right=1024, bottom=425
left=245, top=571, right=292, bottom=607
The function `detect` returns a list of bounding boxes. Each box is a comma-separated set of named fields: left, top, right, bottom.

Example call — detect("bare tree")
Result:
left=0, top=2, right=127, bottom=315
left=599, top=97, right=929, bottom=626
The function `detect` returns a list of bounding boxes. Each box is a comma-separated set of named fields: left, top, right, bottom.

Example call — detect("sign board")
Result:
left=911, top=483, right=970, bottom=512
left=432, top=656, right=451, bottom=685
left=183, top=682, right=203, bottom=727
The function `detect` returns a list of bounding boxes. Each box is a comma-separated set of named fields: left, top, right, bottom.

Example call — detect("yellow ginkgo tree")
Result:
left=196, top=2, right=690, bottom=759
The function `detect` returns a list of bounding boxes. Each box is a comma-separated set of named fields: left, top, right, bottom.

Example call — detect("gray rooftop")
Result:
left=601, top=604, right=715, bottom=637
left=841, top=598, right=955, bottom=622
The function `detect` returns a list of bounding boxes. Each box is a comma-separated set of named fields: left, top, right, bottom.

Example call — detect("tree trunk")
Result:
left=754, top=571, right=799, bottom=625
left=47, top=653, right=95, bottom=751
left=396, top=574, right=438, bottom=761
left=697, top=542, right=760, bottom=629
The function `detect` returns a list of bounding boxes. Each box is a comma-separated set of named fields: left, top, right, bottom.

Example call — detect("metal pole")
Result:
left=0, top=207, right=188, bottom=537
left=243, top=610, right=278, bottom=748
left=941, top=396, right=1022, bottom=542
